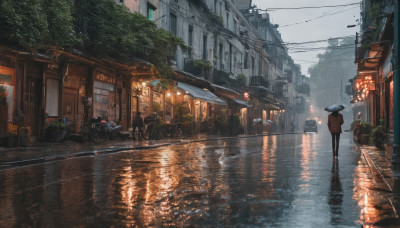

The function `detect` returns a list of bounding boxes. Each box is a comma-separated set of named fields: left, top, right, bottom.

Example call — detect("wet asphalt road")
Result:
left=0, top=131, right=394, bottom=227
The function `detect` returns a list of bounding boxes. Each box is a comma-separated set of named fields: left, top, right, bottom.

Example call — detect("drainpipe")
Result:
left=393, top=0, right=400, bottom=162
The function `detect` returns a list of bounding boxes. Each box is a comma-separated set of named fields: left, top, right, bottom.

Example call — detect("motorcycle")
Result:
left=91, top=118, right=122, bottom=141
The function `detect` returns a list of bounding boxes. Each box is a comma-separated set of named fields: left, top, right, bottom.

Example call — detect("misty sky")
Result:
left=251, top=0, right=360, bottom=77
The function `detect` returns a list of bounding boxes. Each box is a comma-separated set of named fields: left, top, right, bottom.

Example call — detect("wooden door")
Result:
left=26, top=77, right=42, bottom=136
left=63, top=89, right=77, bottom=125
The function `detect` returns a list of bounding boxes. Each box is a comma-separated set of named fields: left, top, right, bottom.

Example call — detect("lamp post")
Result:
left=393, top=0, right=400, bottom=163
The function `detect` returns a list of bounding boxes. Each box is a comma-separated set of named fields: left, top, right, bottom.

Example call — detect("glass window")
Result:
left=219, top=43, right=223, bottom=69
left=45, top=78, right=59, bottom=117
left=170, top=14, right=177, bottom=35
left=147, top=3, right=156, bottom=21
left=203, top=35, right=207, bottom=60
left=188, top=25, right=193, bottom=58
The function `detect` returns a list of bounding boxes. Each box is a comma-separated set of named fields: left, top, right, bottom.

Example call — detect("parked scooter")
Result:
left=91, top=118, right=122, bottom=141
left=105, top=121, right=122, bottom=140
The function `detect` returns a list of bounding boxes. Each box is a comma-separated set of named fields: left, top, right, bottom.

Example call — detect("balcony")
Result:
left=249, top=76, right=270, bottom=89
left=295, top=96, right=306, bottom=114
left=213, top=69, right=242, bottom=91
left=296, top=84, right=310, bottom=96
left=184, top=59, right=212, bottom=79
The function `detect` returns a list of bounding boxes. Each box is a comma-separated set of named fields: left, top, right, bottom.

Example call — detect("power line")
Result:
left=278, top=6, right=359, bottom=28
left=288, top=45, right=355, bottom=53
left=258, top=2, right=360, bottom=11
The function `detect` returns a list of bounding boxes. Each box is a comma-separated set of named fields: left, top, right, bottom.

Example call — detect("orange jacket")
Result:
left=328, top=113, right=344, bottom=133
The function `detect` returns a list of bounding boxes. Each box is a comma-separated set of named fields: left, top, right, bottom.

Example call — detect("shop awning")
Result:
left=231, top=99, right=253, bottom=108
left=266, top=103, right=280, bottom=110
left=177, top=82, right=227, bottom=105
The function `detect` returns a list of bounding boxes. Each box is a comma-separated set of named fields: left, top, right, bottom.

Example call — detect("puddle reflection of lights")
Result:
left=261, top=136, right=276, bottom=185
left=301, top=134, right=311, bottom=181
left=160, top=149, right=173, bottom=191
left=120, top=165, right=136, bottom=210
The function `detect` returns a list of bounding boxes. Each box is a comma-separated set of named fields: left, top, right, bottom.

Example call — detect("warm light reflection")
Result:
left=159, top=148, right=173, bottom=191
left=353, top=155, right=387, bottom=226
left=300, top=134, right=311, bottom=182
left=261, top=136, right=276, bottom=187
left=119, top=165, right=136, bottom=210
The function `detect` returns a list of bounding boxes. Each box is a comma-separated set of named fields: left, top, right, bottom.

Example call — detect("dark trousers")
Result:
left=132, top=126, right=144, bottom=139
left=331, top=132, right=340, bottom=156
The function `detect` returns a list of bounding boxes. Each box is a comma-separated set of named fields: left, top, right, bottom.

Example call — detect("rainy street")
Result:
left=0, top=131, right=395, bottom=227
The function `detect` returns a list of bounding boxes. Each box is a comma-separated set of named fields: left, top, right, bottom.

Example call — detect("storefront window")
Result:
left=165, top=93, right=173, bottom=123
left=140, top=86, right=151, bottom=117
left=263, top=110, right=267, bottom=126
left=390, top=80, right=394, bottom=130
left=93, top=80, right=115, bottom=120
left=201, top=102, right=208, bottom=121
left=194, top=100, right=200, bottom=122
left=0, top=66, right=15, bottom=122
left=1, top=84, right=14, bottom=121
left=153, top=91, right=164, bottom=118
left=45, top=78, right=59, bottom=117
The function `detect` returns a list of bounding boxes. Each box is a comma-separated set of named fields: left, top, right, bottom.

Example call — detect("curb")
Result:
left=355, top=143, right=392, bottom=192
left=0, top=134, right=273, bottom=170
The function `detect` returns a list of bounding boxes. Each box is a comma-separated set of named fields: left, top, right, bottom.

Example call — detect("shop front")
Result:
left=177, top=82, right=226, bottom=133
left=381, top=50, right=393, bottom=133
left=0, top=65, right=15, bottom=137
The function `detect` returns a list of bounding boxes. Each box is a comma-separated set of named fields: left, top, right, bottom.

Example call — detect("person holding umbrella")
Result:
left=325, top=104, right=344, bottom=158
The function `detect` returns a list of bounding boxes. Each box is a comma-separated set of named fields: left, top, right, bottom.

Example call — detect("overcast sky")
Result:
left=251, top=0, right=360, bottom=76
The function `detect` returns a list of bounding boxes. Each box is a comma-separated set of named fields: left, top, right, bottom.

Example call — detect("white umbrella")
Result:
left=325, top=104, right=345, bottom=112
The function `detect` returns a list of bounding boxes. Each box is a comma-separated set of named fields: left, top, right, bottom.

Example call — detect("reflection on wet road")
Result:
left=0, top=132, right=393, bottom=226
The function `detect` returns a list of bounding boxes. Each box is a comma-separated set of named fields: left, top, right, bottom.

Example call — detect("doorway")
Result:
left=26, top=77, right=42, bottom=137
left=63, top=88, right=77, bottom=128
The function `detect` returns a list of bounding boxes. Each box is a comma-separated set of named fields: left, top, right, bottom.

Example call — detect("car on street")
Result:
left=304, top=119, right=318, bottom=133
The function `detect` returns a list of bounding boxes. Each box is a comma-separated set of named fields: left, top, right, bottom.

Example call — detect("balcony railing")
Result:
left=213, top=69, right=242, bottom=91
left=249, top=76, right=270, bottom=89
left=184, top=59, right=211, bottom=78
left=296, top=84, right=310, bottom=95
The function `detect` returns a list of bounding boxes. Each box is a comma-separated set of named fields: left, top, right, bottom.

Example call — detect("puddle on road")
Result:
left=0, top=133, right=397, bottom=227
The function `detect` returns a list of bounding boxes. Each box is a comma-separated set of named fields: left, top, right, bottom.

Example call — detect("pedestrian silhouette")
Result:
left=328, top=110, right=344, bottom=158
left=132, top=112, right=144, bottom=140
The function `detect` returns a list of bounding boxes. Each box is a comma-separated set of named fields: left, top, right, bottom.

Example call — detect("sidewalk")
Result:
left=357, top=144, right=395, bottom=192
left=0, top=134, right=269, bottom=171
left=357, top=143, right=400, bottom=222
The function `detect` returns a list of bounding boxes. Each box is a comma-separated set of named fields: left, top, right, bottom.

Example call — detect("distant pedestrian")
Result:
left=328, top=110, right=344, bottom=158
left=132, top=112, right=144, bottom=140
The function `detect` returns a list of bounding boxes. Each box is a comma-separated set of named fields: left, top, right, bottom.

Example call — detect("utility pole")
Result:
left=393, top=0, right=400, bottom=162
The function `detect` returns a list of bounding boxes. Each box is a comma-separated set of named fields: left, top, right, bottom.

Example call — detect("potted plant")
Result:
left=6, top=123, right=29, bottom=147
left=0, top=85, right=8, bottom=139
left=45, top=119, right=67, bottom=142
left=359, top=122, right=372, bottom=144
left=370, top=119, right=386, bottom=149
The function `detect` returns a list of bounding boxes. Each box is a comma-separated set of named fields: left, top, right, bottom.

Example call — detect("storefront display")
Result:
left=93, top=73, right=116, bottom=121
left=140, top=86, right=151, bottom=117
left=0, top=66, right=15, bottom=122
left=201, top=101, right=207, bottom=122
left=165, top=93, right=173, bottom=123
left=153, top=91, right=164, bottom=118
